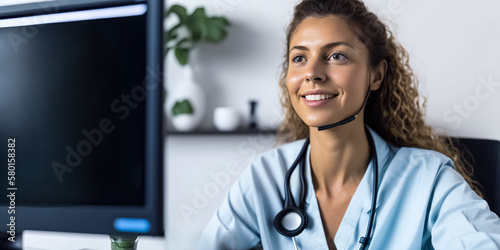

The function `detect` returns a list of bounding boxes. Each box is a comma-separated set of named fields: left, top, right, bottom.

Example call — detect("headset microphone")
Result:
left=317, top=88, right=371, bottom=131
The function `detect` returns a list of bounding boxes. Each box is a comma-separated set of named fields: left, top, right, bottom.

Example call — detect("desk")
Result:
left=24, top=231, right=164, bottom=250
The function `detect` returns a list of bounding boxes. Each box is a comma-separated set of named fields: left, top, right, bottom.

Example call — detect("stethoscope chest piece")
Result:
left=273, top=206, right=308, bottom=237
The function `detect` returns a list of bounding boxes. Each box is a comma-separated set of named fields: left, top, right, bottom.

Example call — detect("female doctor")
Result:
left=198, top=0, right=500, bottom=249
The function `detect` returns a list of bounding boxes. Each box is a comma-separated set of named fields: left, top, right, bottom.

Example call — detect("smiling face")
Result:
left=287, top=15, right=374, bottom=129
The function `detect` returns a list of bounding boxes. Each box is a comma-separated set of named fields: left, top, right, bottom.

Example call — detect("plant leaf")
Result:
left=174, top=48, right=190, bottom=65
left=172, top=99, right=194, bottom=116
left=188, top=7, right=207, bottom=42
left=211, top=16, right=231, bottom=27
left=165, top=5, right=230, bottom=58
left=175, top=38, right=190, bottom=48
left=205, top=25, right=227, bottom=43
left=166, top=23, right=182, bottom=41
left=221, top=17, right=230, bottom=26
left=167, top=5, right=188, bottom=23
left=205, top=17, right=229, bottom=42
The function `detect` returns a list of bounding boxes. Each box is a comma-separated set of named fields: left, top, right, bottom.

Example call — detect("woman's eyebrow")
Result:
left=289, top=41, right=355, bottom=52
left=322, top=41, right=355, bottom=50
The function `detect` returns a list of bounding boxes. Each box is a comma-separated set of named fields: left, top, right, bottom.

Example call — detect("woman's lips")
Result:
left=301, top=94, right=338, bottom=107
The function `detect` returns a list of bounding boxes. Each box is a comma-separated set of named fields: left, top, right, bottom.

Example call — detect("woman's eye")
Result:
left=329, top=52, right=347, bottom=61
left=292, top=55, right=305, bottom=63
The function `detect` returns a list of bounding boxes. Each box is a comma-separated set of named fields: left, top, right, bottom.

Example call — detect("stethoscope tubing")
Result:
left=276, top=127, right=378, bottom=250
left=283, top=137, right=310, bottom=208
left=359, top=129, right=378, bottom=250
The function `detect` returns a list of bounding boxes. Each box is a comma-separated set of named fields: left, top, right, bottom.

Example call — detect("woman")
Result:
left=198, top=0, right=500, bottom=249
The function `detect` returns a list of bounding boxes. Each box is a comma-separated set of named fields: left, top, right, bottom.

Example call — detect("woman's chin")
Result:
left=303, top=119, right=333, bottom=129
left=303, top=117, right=358, bottom=130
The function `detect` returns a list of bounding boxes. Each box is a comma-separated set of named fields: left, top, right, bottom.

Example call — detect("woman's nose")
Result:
left=305, top=61, right=326, bottom=83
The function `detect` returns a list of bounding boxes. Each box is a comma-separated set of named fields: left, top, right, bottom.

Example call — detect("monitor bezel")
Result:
left=0, top=0, right=164, bottom=236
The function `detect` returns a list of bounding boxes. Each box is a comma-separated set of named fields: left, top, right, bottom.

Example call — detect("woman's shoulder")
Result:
left=386, top=144, right=455, bottom=180
left=252, top=139, right=307, bottom=166
left=236, top=139, right=307, bottom=190
left=369, top=127, right=454, bottom=177
left=396, top=146, right=452, bottom=164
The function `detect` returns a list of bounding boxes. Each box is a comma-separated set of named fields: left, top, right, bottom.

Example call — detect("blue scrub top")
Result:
left=198, top=127, right=500, bottom=249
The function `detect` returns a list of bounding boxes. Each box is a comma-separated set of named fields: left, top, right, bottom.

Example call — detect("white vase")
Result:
left=165, top=66, right=206, bottom=131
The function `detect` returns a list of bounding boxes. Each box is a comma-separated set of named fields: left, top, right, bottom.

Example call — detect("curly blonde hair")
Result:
left=276, top=0, right=482, bottom=196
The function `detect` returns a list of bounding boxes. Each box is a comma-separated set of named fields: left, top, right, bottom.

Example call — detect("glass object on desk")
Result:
left=110, top=235, right=138, bottom=250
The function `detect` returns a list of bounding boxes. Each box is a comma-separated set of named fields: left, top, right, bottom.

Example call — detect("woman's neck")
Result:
left=309, top=121, right=371, bottom=196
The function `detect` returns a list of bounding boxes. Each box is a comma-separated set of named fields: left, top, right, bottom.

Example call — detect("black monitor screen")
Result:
left=0, top=5, right=147, bottom=206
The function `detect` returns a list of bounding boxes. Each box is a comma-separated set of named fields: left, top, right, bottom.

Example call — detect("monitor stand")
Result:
left=0, top=232, right=23, bottom=250
left=110, top=235, right=138, bottom=250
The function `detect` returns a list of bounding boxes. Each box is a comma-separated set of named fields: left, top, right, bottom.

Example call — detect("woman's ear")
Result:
left=370, top=60, right=387, bottom=91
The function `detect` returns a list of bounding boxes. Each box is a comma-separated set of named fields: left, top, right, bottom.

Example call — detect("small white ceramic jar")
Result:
left=213, top=107, right=241, bottom=131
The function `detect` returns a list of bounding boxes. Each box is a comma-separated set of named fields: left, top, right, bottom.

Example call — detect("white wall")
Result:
left=378, top=0, right=500, bottom=139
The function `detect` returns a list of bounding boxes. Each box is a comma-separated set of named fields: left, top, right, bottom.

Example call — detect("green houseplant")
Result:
left=165, top=5, right=230, bottom=131
left=166, top=5, right=230, bottom=65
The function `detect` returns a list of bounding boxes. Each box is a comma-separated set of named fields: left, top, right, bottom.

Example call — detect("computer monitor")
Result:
left=0, top=0, right=164, bottom=247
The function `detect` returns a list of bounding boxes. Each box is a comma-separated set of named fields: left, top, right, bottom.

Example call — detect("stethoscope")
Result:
left=273, top=87, right=379, bottom=250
